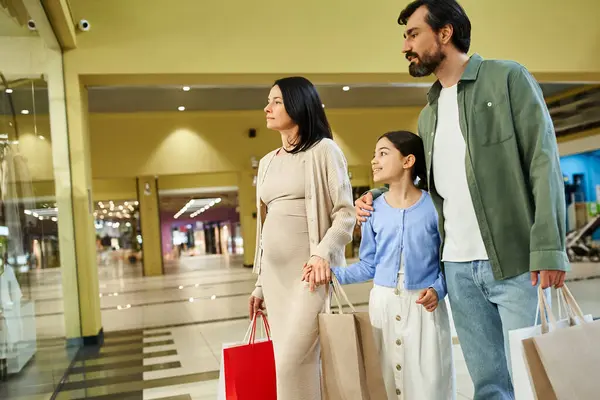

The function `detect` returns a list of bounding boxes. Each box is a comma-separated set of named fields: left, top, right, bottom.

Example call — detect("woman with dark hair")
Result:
left=309, top=131, right=454, bottom=399
left=247, top=76, right=355, bottom=399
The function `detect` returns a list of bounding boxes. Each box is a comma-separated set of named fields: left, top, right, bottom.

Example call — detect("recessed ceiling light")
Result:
left=5, top=88, right=13, bottom=94
left=38, top=135, right=45, bottom=140
left=182, top=86, right=190, bottom=91
left=343, top=86, right=350, bottom=91
left=178, top=106, right=185, bottom=111
left=21, top=110, right=29, bottom=115
left=322, top=104, right=325, bottom=108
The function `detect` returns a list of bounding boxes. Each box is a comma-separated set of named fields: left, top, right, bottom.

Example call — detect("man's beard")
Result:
left=406, top=46, right=445, bottom=77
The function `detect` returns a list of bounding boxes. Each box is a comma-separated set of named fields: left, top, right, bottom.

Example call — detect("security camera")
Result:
left=27, top=20, right=37, bottom=31
left=78, top=19, right=90, bottom=31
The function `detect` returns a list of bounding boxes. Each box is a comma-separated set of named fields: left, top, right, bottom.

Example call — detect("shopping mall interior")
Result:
left=1, top=0, right=600, bottom=399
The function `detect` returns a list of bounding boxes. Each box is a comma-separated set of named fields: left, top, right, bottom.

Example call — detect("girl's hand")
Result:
left=301, top=263, right=317, bottom=291
left=416, top=288, right=439, bottom=312
left=301, top=263, right=312, bottom=282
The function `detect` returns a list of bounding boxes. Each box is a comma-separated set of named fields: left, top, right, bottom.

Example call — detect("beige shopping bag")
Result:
left=522, top=338, right=557, bottom=399
left=531, top=285, right=600, bottom=400
left=513, top=285, right=594, bottom=399
left=520, top=285, right=556, bottom=399
left=319, top=276, right=386, bottom=400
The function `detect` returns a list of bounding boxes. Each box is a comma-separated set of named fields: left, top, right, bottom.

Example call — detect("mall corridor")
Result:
left=2, top=0, right=600, bottom=398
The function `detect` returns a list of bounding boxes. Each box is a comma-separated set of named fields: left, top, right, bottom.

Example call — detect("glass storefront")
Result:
left=1, top=3, right=78, bottom=396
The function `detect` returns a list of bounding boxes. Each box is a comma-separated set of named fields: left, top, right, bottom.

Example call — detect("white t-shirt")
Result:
left=432, top=84, right=489, bottom=262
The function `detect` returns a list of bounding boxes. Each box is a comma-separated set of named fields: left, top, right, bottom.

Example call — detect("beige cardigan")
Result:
left=252, top=138, right=355, bottom=297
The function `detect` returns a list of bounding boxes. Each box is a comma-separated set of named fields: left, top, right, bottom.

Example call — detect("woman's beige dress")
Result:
left=259, top=149, right=327, bottom=400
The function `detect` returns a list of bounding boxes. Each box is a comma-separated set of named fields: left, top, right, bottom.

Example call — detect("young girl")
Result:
left=306, top=131, right=455, bottom=400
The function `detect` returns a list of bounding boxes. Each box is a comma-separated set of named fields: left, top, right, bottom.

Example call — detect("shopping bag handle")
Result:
left=325, top=274, right=356, bottom=315
left=557, top=286, right=579, bottom=325
left=248, top=310, right=272, bottom=345
left=325, top=277, right=343, bottom=314
left=559, top=284, right=587, bottom=324
left=538, top=285, right=558, bottom=334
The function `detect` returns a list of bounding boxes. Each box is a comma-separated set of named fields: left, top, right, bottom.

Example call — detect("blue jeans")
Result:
left=445, top=261, right=538, bottom=400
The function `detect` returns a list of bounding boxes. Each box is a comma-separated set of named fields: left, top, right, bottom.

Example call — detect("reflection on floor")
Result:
left=0, top=338, right=77, bottom=400
left=7, top=255, right=600, bottom=399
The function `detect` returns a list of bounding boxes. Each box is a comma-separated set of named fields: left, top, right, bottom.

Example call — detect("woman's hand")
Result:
left=302, top=256, right=330, bottom=292
left=248, top=295, right=265, bottom=319
left=416, top=288, right=439, bottom=312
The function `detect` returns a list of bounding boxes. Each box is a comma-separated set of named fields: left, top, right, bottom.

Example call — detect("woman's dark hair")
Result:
left=272, top=76, right=333, bottom=154
left=379, top=130, right=428, bottom=190
left=398, top=0, right=471, bottom=54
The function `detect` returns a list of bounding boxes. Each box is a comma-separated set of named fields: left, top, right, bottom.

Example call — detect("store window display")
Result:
left=0, top=76, right=42, bottom=379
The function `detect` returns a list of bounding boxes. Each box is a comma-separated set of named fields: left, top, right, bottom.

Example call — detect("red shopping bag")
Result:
left=223, top=311, right=277, bottom=399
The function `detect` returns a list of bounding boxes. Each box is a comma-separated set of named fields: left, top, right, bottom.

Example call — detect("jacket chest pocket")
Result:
left=472, top=95, right=514, bottom=146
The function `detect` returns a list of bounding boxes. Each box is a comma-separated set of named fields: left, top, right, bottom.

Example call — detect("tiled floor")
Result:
left=3, top=254, right=600, bottom=399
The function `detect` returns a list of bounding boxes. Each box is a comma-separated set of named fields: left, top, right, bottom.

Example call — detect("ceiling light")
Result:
left=174, top=199, right=195, bottom=219
left=182, top=86, right=191, bottom=91
left=21, top=110, right=29, bottom=115
left=39, top=135, right=45, bottom=140
left=178, top=106, right=185, bottom=111
left=51, top=217, right=57, bottom=222
left=322, top=104, right=325, bottom=108
left=343, top=86, right=350, bottom=91
left=5, top=88, right=13, bottom=94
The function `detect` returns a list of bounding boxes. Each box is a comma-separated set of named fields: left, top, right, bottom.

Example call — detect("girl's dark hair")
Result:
left=379, top=130, right=428, bottom=190
left=272, top=76, right=333, bottom=153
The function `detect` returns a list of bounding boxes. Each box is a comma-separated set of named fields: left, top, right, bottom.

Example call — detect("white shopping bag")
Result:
left=217, top=315, right=270, bottom=400
left=509, top=286, right=593, bottom=400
